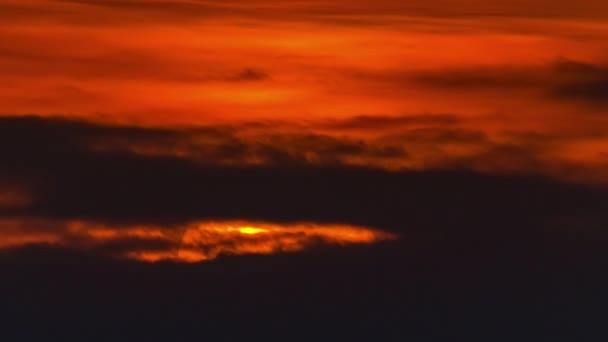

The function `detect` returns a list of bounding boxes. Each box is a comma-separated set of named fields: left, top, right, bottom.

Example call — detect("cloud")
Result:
left=1, top=114, right=606, bottom=185
left=228, top=68, right=270, bottom=82
left=324, top=114, right=461, bottom=130
left=553, top=80, right=608, bottom=104
left=545, top=60, right=608, bottom=105
left=45, top=0, right=608, bottom=21
left=548, top=61, right=608, bottom=105
left=0, top=216, right=395, bottom=264
left=0, top=116, right=605, bottom=240
left=386, top=128, right=488, bottom=145
left=359, top=59, right=608, bottom=107
left=409, top=67, right=538, bottom=89
left=0, top=115, right=411, bottom=172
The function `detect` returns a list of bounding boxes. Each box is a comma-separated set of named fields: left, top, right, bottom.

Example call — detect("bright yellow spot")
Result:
left=0, top=219, right=396, bottom=263
left=238, top=227, right=269, bottom=235
left=175, top=221, right=396, bottom=263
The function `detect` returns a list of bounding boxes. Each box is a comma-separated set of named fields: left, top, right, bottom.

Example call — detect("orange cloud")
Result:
left=0, top=218, right=396, bottom=263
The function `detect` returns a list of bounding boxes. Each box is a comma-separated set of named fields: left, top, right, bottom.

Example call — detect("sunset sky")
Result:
left=2, top=0, right=608, bottom=180
left=1, top=1, right=608, bottom=340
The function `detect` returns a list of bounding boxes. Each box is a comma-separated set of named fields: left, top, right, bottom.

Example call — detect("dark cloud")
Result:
left=349, top=63, right=539, bottom=95
left=410, top=67, right=537, bottom=89
left=387, top=128, right=488, bottom=145
left=553, top=80, right=608, bottom=104
left=325, top=114, right=461, bottom=130
left=549, top=60, right=608, bottom=104
left=0, top=115, right=409, bottom=173
left=366, top=59, right=608, bottom=107
left=440, top=144, right=548, bottom=173
left=228, top=68, right=270, bottom=82
left=86, top=236, right=176, bottom=256
left=552, top=59, right=606, bottom=75
left=253, top=133, right=409, bottom=164
left=0, top=116, right=605, bottom=238
left=0, top=116, right=607, bottom=341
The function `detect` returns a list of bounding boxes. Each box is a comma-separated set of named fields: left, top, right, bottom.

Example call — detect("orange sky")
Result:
left=1, top=0, right=608, bottom=182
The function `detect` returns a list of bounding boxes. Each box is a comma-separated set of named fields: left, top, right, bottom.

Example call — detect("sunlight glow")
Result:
left=0, top=219, right=396, bottom=263
left=175, top=221, right=396, bottom=263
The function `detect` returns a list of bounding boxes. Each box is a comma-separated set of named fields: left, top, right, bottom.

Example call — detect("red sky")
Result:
left=1, top=0, right=608, bottom=183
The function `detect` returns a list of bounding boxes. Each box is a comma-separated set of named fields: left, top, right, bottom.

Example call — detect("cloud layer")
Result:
left=0, top=0, right=607, bottom=262
left=1, top=116, right=606, bottom=233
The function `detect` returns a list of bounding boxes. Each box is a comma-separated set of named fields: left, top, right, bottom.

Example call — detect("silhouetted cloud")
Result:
left=0, top=114, right=606, bottom=279
left=325, top=114, right=461, bottom=130
left=386, top=128, right=488, bottom=145
left=0, top=116, right=605, bottom=236
left=553, top=80, right=608, bottom=104
left=544, top=60, right=608, bottom=105
left=0, top=115, right=411, bottom=172
left=362, top=59, right=608, bottom=107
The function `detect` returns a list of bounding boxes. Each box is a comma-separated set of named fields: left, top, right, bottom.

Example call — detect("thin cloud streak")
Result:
left=0, top=218, right=395, bottom=263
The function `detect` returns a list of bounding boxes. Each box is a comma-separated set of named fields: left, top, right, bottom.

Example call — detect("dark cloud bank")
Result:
left=1, top=116, right=607, bottom=340
left=366, top=59, right=608, bottom=105
left=1, top=115, right=606, bottom=229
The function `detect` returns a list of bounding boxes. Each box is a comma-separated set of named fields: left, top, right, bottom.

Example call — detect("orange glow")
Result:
left=1, top=0, right=608, bottom=182
left=176, top=221, right=396, bottom=262
left=0, top=219, right=396, bottom=263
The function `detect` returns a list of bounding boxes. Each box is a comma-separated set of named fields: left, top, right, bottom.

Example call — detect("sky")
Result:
left=2, top=0, right=608, bottom=181
left=1, top=1, right=608, bottom=340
